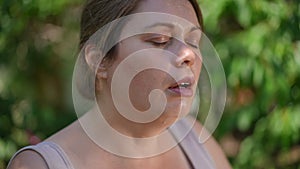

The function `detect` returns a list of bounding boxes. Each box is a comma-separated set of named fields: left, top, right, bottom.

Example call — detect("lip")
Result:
left=167, top=76, right=195, bottom=97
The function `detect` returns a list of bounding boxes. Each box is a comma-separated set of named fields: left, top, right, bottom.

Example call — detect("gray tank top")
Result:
left=8, top=119, right=215, bottom=169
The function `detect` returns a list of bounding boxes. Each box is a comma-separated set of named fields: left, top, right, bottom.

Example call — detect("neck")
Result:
left=97, top=95, right=177, bottom=138
left=105, top=111, right=169, bottom=138
left=79, top=106, right=177, bottom=157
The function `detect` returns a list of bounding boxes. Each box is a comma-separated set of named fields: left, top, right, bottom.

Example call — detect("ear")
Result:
left=84, top=44, right=107, bottom=79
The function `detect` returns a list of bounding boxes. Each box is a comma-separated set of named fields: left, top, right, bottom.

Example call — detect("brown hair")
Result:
left=77, top=0, right=204, bottom=99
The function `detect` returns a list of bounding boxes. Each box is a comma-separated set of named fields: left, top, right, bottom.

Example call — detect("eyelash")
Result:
left=149, top=36, right=172, bottom=47
left=185, top=38, right=200, bottom=49
left=186, top=41, right=199, bottom=49
left=147, top=35, right=199, bottom=49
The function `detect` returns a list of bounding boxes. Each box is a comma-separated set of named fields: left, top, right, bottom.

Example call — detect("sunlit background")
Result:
left=0, top=0, right=299, bottom=168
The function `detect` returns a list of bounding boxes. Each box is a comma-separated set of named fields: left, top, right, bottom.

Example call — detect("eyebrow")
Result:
left=145, top=22, right=201, bottom=33
left=189, top=26, right=202, bottom=32
left=145, top=22, right=175, bottom=29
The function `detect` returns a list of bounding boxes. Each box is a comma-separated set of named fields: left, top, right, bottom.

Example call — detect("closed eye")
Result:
left=146, top=35, right=172, bottom=47
left=185, top=39, right=200, bottom=49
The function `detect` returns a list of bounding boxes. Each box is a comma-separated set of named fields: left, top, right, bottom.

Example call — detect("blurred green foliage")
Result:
left=0, top=0, right=81, bottom=168
left=200, top=0, right=300, bottom=168
left=0, top=0, right=299, bottom=169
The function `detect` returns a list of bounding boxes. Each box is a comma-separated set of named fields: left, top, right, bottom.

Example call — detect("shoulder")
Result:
left=7, top=150, right=48, bottom=169
left=7, top=121, right=81, bottom=169
left=185, top=116, right=232, bottom=169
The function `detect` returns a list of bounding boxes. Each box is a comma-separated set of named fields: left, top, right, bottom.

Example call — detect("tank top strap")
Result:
left=8, top=141, right=74, bottom=169
left=169, top=118, right=216, bottom=169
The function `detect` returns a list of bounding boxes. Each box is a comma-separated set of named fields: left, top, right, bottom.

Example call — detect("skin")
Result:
left=95, top=17, right=202, bottom=137
left=7, top=0, right=232, bottom=168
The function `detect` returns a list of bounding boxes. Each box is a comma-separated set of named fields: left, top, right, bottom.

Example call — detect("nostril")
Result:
left=175, top=53, right=195, bottom=67
left=183, top=60, right=190, bottom=65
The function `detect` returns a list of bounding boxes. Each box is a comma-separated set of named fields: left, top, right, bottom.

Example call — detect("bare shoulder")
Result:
left=7, top=150, right=48, bottom=169
left=185, top=116, right=232, bottom=169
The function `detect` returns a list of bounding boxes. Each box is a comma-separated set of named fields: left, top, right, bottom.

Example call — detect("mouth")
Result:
left=167, top=77, right=195, bottom=97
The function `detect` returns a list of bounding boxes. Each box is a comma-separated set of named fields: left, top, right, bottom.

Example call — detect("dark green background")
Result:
left=0, top=0, right=299, bottom=168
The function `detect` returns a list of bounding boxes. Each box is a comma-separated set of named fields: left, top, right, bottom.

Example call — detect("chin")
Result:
left=162, top=107, right=190, bottom=123
left=167, top=98, right=192, bottom=113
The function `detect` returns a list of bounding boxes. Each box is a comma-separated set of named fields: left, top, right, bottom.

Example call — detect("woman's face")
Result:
left=100, top=0, right=202, bottom=124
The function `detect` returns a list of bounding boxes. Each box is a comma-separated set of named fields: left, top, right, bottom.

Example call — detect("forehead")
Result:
left=133, top=0, right=199, bottom=27
left=118, top=0, right=202, bottom=41
left=118, top=13, right=200, bottom=40
left=121, top=12, right=201, bottom=39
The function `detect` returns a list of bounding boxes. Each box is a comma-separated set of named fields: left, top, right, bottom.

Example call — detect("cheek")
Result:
left=129, top=69, right=167, bottom=111
left=194, top=56, right=202, bottom=81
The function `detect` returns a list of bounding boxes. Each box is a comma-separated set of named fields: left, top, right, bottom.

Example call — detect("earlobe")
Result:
left=96, top=66, right=108, bottom=79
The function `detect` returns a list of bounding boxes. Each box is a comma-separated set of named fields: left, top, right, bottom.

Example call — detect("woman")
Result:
left=7, top=0, right=232, bottom=168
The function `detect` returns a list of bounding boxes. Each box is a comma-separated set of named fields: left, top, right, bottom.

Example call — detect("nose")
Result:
left=172, top=41, right=196, bottom=67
